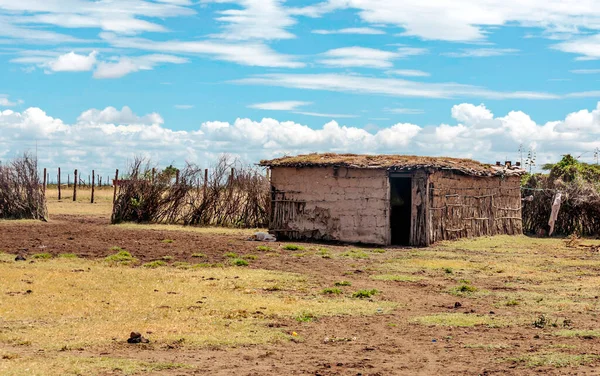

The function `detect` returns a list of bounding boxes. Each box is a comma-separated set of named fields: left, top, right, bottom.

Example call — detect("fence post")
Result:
left=58, top=168, right=61, bottom=200
left=68, top=174, right=70, bottom=188
left=113, top=169, right=119, bottom=204
left=91, top=170, right=95, bottom=204
left=43, top=168, right=47, bottom=194
left=204, top=169, right=208, bottom=196
left=152, top=168, right=156, bottom=184
left=73, top=169, right=78, bottom=201
left=175, top=170, right=180, bottom=185
left=230, top=168, right=235, bottom=186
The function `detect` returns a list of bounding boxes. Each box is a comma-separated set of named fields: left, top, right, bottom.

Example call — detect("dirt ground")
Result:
left=2, top=196, right=600, bottom=375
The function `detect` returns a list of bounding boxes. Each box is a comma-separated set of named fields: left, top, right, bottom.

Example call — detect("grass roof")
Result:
left=260, top=153, right=524, bottom=177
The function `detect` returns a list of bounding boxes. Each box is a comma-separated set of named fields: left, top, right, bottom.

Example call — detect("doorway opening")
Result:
left=390, top=177, right=412, bottom=245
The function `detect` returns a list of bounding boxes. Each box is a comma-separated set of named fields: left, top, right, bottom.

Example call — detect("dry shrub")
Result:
left=522, top=155, right=600, bottom=236
left=111, top=156, right=269, bottom=228
left=0, top=153, right=47, bottom=220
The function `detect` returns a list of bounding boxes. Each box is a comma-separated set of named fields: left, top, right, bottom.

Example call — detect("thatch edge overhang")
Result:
left=260, top=153, right=526, bottom=177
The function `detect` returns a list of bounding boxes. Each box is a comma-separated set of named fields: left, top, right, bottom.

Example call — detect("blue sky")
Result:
left=1, top=0, right=600, bottom=174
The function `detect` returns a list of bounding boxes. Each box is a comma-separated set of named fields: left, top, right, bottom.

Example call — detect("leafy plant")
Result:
left=321, top=288, right=342, bottom=295
left=32, top=253, right=52, bottom=260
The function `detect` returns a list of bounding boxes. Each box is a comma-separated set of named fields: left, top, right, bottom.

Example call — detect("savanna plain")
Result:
left=1, top=187, right=600, bottom=375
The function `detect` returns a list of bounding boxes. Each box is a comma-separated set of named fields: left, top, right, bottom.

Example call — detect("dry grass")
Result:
left=0, top=253, right=393, bottom=353
left=114, top=223, right=263, bottom=236
left=0, top=354, right=190, bottom=376
left=411, top=313, right=511, bottom=328
left=46, top=187, right=113, bottom=217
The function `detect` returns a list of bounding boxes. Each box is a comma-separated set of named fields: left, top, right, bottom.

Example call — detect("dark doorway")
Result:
left=390, top=177, right=412, bottom=245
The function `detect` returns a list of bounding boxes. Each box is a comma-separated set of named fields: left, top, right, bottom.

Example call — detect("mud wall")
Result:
left=428, top=171, right=523, bottom=243
left=270, top=167, right=389, bottom=245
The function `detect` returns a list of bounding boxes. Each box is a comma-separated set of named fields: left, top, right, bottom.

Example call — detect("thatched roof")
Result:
left=260, top=153, right=525, bottom=177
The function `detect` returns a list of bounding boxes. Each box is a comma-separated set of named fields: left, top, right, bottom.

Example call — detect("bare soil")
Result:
left=2, top=213, right=599, bottom=375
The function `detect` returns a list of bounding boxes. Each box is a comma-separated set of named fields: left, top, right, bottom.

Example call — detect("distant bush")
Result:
left=111, top=156, right=269, bottom=228
left=0, top=154, right=47, bottom=221
left=522, top=155, right=600, bottom=236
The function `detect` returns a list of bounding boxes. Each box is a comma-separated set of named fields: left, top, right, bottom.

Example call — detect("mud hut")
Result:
left=260, top=153, right=525, bottom=246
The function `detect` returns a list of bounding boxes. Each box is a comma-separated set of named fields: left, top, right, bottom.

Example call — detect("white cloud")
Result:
left=234, top=73, right=561, bottom=100
left=100, top=33, right=305, bottom=68
left=387, top=108, right=425, bottom=115
left=248, top=101, right=311, bottom=111
left=387, top=69, right=430, bottom=77
left=0, top=0, right=195, bottom=37
left=442, top=48, right=519, bottom=58
left=93, top=54, right=188, bottom=79
left=46, top=51, right=97, bottom=72
left=312, top=27, right=385, bottom=35
left=206, top=0, right=296, bottom=41
left=0, top=95, right=22, bottom=107
left=2, top=102, right=600, bottom=173
left=571, top=69, right=600, bottom=74
left=300, top=0, right=600, bottom=43
left=554, top=34, right=600, bottom=60
left=174, top=104, right=194, bottom=110
left=318, top=46, right=425, bottom=69
left=294, top=112, right=358, bottom=118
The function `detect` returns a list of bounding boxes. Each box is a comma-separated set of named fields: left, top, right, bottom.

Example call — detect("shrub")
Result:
left=322, top=288, right=342, bottom=295
left=105, top=251, right=135, bottom=263
left=0, top=153, right=47, bottom=221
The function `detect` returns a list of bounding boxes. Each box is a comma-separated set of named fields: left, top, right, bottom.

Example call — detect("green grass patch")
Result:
left=321, top=288, right=343, bottom=295
left=32, top=253, right=52, bottom=260
left=231, top=259, right=249, bottom=267
left=352, top=289, right=379, bottom=299
left=370, top=249, right=387, bottom=254
left=161, top=255, right=174, bottom=261
left=283, top=244, right=304, bottom=251
left=256, top=246, right=272, bottom=252
left=224, top=252, right=238, bottom=258
left=296, top=312, right=316, bottom=322
left=162, top=239, right=174, bottom=244
left=334, top=281, right=352, bottom=286
left=448, top=283, right=479, bottom=297
left=243, top=254, right=258, bottom=260
left=104, top=251, right=136, bottom=264
left=340, top=249, right=370, bottom=259
left=191, top=253, right=206, bottom=258
left=143, top=261, right=167, bottom=268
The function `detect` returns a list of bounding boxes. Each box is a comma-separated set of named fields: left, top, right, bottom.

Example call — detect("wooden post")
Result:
left=67, top=174, right=70, bottom=188
left=42, top=168, right=47, bottom=194
left=151, top=168, right=156, bottom=184
left=91, top=170, right=95, bottom=204
left=175, top=169, right=180, bottom=185
left=58, top=168, right=61, bottom=200
left=230, top=168, right=235, bottom=186
left=73, top=170, right=78, bottom=202
left=204, top=169, right=208, bottom=196
left=113, top=169, right=119, bottom=204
